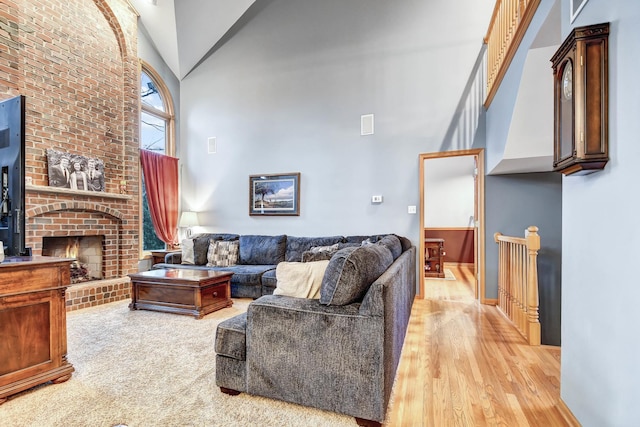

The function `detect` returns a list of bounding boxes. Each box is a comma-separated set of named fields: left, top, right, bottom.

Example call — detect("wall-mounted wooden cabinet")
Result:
left=551, top=22, right=609, bottom=175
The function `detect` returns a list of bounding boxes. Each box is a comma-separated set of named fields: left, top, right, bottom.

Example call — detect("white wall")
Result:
left=560, top=0, right=640, bottom=425
left=424, top=156, right=475, bottom=227
left=180, top=0, right=494, bottom=245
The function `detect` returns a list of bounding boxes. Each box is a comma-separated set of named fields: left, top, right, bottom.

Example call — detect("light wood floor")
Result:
left=386, top=265, right=575, bottom=427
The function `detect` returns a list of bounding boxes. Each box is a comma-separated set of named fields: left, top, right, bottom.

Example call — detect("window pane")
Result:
left=141, top=175, right=165, bottom=251
left=141, top=71, right=165, bottom=112
left=141, top=111, right=166, bottom=154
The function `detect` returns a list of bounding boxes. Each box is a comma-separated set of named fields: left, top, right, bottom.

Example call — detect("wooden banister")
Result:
left=494, top=226, right=540, bottom=345
left=483, top=0, right=541, bottom=108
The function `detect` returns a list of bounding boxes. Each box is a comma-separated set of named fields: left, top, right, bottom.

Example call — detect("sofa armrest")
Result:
left=246, top=295, right=385, bottom=422
left=164, top=252, right=182, bottom=264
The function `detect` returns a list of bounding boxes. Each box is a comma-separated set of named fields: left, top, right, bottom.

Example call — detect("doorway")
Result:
left=419, top=149, right=485, bottom=301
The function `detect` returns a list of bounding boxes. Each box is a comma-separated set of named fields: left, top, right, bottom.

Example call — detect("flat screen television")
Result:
left=0, top=95, right=26, bottom=256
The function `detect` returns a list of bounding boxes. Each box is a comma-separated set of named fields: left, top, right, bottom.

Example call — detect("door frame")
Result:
left=419, top=148, right=486, bottom=302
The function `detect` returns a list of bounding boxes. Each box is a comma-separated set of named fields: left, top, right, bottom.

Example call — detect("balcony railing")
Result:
left=484, top=0, right=541, bottom=107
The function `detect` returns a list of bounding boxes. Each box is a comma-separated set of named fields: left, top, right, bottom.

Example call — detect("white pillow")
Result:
left=274, top=260, right=330, bottom=299
left=181, top=239, right=195, bottom=264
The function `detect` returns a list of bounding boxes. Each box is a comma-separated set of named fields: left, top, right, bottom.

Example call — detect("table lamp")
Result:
left=179, top=211, right=199, bottom=238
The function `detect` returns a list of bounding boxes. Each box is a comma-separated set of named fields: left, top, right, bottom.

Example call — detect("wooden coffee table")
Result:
left=128, top=269, right=233, bottom=319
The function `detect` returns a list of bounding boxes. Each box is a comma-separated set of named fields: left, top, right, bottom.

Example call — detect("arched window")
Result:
left=139, top=61, right=175, bottom=252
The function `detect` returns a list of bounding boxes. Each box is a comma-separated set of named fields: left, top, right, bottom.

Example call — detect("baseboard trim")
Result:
left=482, top=298, right=498, bottom=306
left=443, top=262, right=474, bottom=268
left=556, top=399, right=581, bottom=426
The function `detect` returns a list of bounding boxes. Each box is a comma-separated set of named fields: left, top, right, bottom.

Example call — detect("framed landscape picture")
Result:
left=249, top=172, right=300, bottom=216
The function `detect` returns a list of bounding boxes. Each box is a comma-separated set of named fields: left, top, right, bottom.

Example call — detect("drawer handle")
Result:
left=213, top=292, right=218, bottom=297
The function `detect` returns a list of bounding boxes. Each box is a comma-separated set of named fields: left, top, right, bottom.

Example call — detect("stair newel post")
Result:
left=525, top=226, right=541, bottom=345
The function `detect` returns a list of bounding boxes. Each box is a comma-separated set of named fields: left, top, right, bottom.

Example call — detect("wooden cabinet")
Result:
left=424, top=238, right=445, bottom=278
left=0, top=256, right=74, bottom=404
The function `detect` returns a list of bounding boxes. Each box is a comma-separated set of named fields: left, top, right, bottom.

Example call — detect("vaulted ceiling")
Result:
left=129, top=0, right=257, bottom=80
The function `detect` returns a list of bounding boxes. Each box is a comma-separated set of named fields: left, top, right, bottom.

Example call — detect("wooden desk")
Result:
left=129, top=269, right=233, bottom=319
left=0, top=256, right=75, bottom=404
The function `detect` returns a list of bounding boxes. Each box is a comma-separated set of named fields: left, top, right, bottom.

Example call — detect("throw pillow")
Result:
left=181, top=239, right=195, bottom=264
left=206, top=240, right=239, bottom=267
left=308, top=243, right=339, bottom=253
left=301, top=243, right=340, bottom=262
left=320, top=244, right=393, bottom=306
left=274, top=260, right=330, bottom=299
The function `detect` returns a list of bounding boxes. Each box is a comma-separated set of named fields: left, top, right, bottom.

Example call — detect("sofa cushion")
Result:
left=273, top=260, right=329, bottom=299
left=320, top=244, right=394, bottom=306
left=376, top=234, right=402, bottom=260
left=180, top=238, right=195, bottom=264
left=261, top=269, right=277, bottom=294
left=215, top=312, right=247, bottom=360
left=394, top=234, right=412, bottom=253
left=206, top=240, right=239, bottom=267
left=192, top=233, right=239, bottom=265
left=239, top=234, right=286, bottom=265
left=343, top=234, right=386, bottom=245
left=285, top=236, right=344, bottom=262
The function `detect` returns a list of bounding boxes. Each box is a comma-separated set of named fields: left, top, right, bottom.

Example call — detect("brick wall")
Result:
left=0, top=1, right=141, bottom=297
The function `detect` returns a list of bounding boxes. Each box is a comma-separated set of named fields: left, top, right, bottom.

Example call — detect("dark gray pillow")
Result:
left=376, top=234, right=402, bottom=260
left=239, top=235, right=286, bottom=265
left=320, top=244, right=393, bottom=306
left=394, top=234, right=412, bottom=253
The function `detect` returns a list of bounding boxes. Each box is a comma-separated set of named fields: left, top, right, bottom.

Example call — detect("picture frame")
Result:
left=570, top=0, right=589, bottom=23
left=249, top=172, right=300, bottom=216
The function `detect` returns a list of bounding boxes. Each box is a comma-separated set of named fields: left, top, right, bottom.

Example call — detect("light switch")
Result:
left=371, top=195, right=383, bottom=203
left=408, top=205, right=417, bottom=214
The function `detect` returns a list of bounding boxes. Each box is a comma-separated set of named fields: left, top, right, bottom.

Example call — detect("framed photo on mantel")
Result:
left=249, top=172, right=300, bottom=216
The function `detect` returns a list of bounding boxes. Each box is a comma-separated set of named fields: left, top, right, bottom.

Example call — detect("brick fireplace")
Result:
left=1, top=0, right=142, bottom=311
left=26, top=186, right=137, bottom=311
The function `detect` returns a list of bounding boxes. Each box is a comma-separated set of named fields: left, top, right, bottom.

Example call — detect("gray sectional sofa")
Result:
left=212, top=234, right=417, bottom=426
left=153, top=232, right=405, bottom=298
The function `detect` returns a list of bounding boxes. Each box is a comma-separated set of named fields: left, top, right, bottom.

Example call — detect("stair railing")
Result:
left=484, top=0, right=541, bottom=107
left=494, top=226, right=540, bottom=345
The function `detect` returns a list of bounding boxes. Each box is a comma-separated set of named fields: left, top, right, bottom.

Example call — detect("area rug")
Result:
left=0, top=300, right=355, bottom=427
left=424, top=268, right=456, bottom=281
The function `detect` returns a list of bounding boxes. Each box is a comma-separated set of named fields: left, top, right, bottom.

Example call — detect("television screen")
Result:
left=0, top=95, right=26, bottom=256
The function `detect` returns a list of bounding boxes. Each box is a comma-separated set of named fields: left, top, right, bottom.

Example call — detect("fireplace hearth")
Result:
left=42, top=236, right=103, bottom=284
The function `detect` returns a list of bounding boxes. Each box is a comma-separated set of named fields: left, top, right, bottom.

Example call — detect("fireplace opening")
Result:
left=42, top=236, right=104, bottom=284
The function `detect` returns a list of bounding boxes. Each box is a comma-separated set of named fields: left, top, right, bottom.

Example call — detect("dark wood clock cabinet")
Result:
left=551, top=22, right=609, bottom=175
left=0, top=256, right=74, bottom=404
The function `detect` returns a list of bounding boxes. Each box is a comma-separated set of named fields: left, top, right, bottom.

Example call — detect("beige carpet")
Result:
left=0, top=300, right=356, bottom=427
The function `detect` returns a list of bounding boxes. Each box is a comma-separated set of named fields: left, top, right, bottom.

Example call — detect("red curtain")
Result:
left=140, top=149, right=179, bottom=246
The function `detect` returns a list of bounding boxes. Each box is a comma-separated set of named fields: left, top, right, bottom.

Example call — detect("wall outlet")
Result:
left=408, top=205, right=417, bottom=214
left=371, top=195, right=383, bottom=203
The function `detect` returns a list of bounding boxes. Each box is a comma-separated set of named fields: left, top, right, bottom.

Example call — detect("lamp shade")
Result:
left=179, top=211, right=199, bottom=227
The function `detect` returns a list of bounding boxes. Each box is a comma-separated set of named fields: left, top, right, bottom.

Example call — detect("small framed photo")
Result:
left=570, top=0, right=589, bottom=23
left=249, top=172, right=300, bottom=216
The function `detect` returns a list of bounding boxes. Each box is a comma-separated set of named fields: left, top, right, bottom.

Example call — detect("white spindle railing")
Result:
left=484, top=0, right=541, bottom=107
left=494, top=226, right=540, bottom=345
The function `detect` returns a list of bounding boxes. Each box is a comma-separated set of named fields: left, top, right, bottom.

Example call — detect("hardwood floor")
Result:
left=386, top=265, right=576, bottom=426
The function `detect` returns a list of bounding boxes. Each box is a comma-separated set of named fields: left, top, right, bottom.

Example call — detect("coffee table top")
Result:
left=129, top=268, right=233, bottom=283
